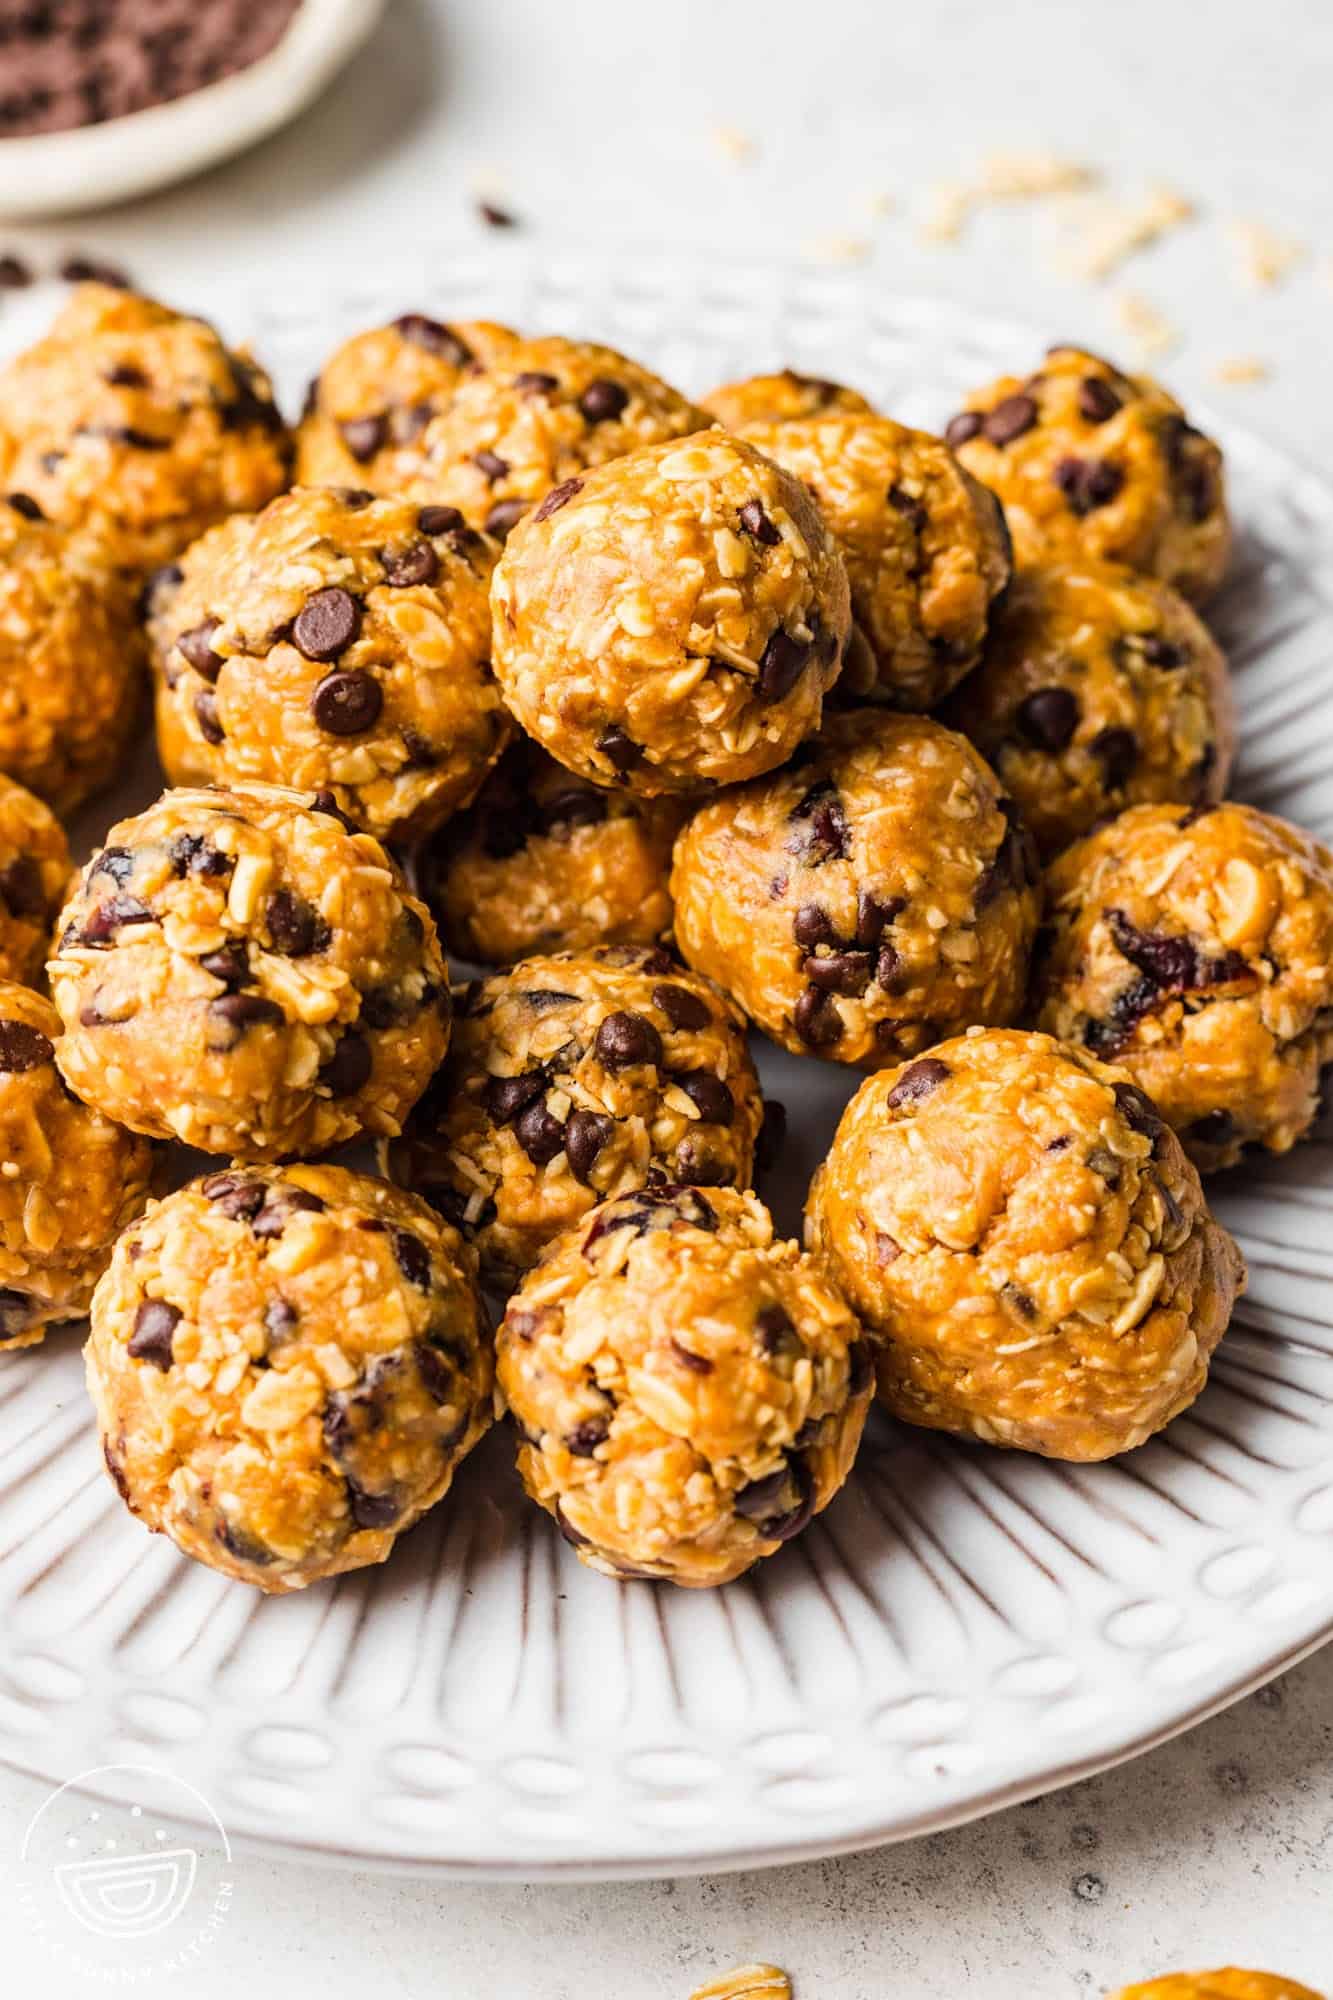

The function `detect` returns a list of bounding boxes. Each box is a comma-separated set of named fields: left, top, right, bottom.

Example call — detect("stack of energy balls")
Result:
left=3, top=278, right=1324, bottom=1599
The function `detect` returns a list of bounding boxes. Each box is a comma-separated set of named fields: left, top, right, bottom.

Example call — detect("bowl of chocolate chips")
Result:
left=0, top=0, right=385, bottom=217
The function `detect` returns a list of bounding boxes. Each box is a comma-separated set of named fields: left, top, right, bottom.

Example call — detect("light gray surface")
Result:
left=2, top=0, right=1332, bottom=1991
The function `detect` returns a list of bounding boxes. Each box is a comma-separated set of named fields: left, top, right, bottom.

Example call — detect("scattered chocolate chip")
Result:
left=392, top=1230, right=432, bottom=1289
left=393, top=315, right=473, bottom=364
left=473, top=448, right=509, bottom=483
left=1017, top=685, right=1079, bottom=752
left=671, top=1069, right=735, bottom=1124
left=736, top=1454, right=814, bottom=1541
left=79, top=893, right=154, bottom=945
left=887, top=1057, right=951, bottom=1108
left=265, top=889, right=327, bottom=957
left=309, top=789, right=356, bottom=831
left=418, top=503, right=467, bottom=538
left=1140, top=634, right=1185, bottom=668
left=338, top=415, right=387, bottom=461
left=515, top=370, right=559, bottom=395
left=595, top=725, right=642, bottom=774
left=1185, top=1109, right=1238, bottom=1149
left=346, top=1481, right=400, bottom=1530
left=198, top=943, right=248, bottom=987
left=311, top=668, right=382, bottom=736
left=983, top=394, right=1038, bottom=446
left=887, top=483, right=928, bottom=533
left=484, top=497, right=528, bottom=540
left=0, top=1018, right=52, bottom=1071
left=793, top=902, right=838, bottom=950
left=566, top=1416, right=610, bottom=1457
left=755, top=1303, right=801, bottom=1357
left=1092, top=725, right=1138, bottom=789
left=294, top=586, right=362, bottom=664
left=129, top=1299, right=180, bottom=1370
left=793, top=984, right=842, bottom=1047
left=652, top=983, right=710, bottom=1032
left=739, top=498, right=780, bottom=545
left=857, top=892, right=904, bottom=949
left=216, top=1519, right=274, bottom=1568
left=578, top=378, right=629, bottom=424
left=847, top=1341, right=873, bottom=1397
left=202, top=1172, right=266, bottom=1220
left=381, top=538, right=439, bottom=588
left=515, top=1098, right=566, bottom=1166
left=1053, top=454, right=1125, bottom=515
left=0, top=856, right=46, bottom=918
left=194, top=689, right=224, bottom=743
left=670, top=1337, right=713, bottom=1375
left=177, top=617, right=224, bottom=681
left=252, top=1188, right=325, bottom=1239
left=595, top=1010, right=663, bottom=1070
left=1113, top=1080, right=1164, bottom=1141
left=786, top=781, right=848, bottom=865
left=757, top=627, right=811, bottom=703
left=1077, top=376, right=1122, bottom=423
left=945, top=411, right=983, bottom=448
left=755, top=1098, right=787, bottom=1174
left=0, top=255, right=32, bottom=289
left=533, top=476, right=583, bottom=522
left=803, top=951, right=871, bottom=996
left=167, top=832, right=230, bottom=877
left=321, top=1032, right=372, bottom=1096
left=565, top=1109, right=613, bottom=1184
left=484, top=1072, right=545, bottom=1124
left=6, top=490, right=43, bottom=520
left=209, top=993, right=283, bottom=1037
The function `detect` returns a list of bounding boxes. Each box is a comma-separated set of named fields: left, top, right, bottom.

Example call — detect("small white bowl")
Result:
left=0, top=0, right=386, bottom=220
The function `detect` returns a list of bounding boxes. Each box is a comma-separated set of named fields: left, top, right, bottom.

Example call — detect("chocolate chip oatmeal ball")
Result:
left=49, top=783, right=447, bottom=1159
left=943, top=560, right=1235, bottom=858
left=407, top=334, right=710, bottom=540
left=737, top=414, right=1012, bottom=709
left=390, top=945, right=763, bottom=1289
left=806, top=1028, right=1244, bottom=1459
left=0, top=492, right=144, bottom=814
left=295, top=313, right=520, bottom=492
left=498, top=1183, right=871, bottom=1584
left=0, top=984, right=152, bottom=1351
left=87, top=1165, right=491, bottom=1591
left=946, top=345, right=1229, bottom=603
left=1109, top=1974, right=1325, bottom=2000
left=0, top=284, right=291, bottom=572
left=147, top=486, right=510, bottom=843
left=493, top=433, right=849, bottom=794
left=0, top=776, right=70, bottom=987
left=420, top=738, right=686, bottom=966
left=672, top=711, right=1041, bottom=1068
left=701, top=369, right=875, bottom=429
left=1033, top=802, right=1333, bottom=1173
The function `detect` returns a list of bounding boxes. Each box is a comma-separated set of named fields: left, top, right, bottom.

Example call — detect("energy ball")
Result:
left=407, top=333, right=710, bottom=539
left=737, top=413, right=1012, bottom=709
left=701, top=369, right=875, bottom=429
left=0, top=492, right=144, bottom=814
left=497, top=1183, right=872, bottom=1585
left=87, top=1166, right=491, bottom=1591
left=806, top=1027, right=1244, bottom=1460
left=0, top=775, right=70, bottom=986
left=1033, top=802, right=1333, bottom=1173
left=390, top=944, right=763, bottom=1289
left=492, top=433, right=850, bottom=794
left=420, top=738, right=686, bottom=966
left=0, top=983, right=153, bottom=1350
left=1109, top=1974, right=1325, bottom=2000
left=946, top=344, right=1229, bottom=603
left=943, top=559, right=1235, bottom=858
left=49, top=783, right=447, bottom=1159
left=0, top=284, right=291, bottom=572
left=148, top=486, right=511, bottom=843
left=295, top=313, right=520, bottom=492
left=671, top=710, right=1041, bottom=1068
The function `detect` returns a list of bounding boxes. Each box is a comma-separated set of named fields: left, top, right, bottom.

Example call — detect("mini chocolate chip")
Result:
left=294, top=586, right=362, bottom=663
left=340, top=415, right=387, bottom=461
left=418, top=504, right=467, bottom=538
left=533, top=476, right=583, bottom=522
left=671, top=1338, right=713, bottom=1375
left=252, top=1189, right=325, bottom=1239
left=473, top=448, right=509, bottom=482
left=736, top=1454, right=814, bottom=1541
left=595, top=1010, right=663, bottom=1070
left=216, top=1519, right=274, bottom=1568
left=596, top=725, right=643, bottom=773
left=1140, top=634, right=1185, bottom=668
left=755, top=1098, right=787, bottom=1174
left=739, top=498, right=780, bottom=545
left=515, top=370, right=559, bottom=395
left=671, top=1069, right=735, bottom=1124
left=755, top=1303, right=801, bottom=1357
left=265, top=1298, right=298, bottom=1342
left=194, top=688, right=224, bottom=743
left=757, top=627, right=810, bottom=703
left=578, top=378, right=630, bottom=424
left=381, top=539, right=440, bottom=588
left=201, top=1172, right=267, bottom=1220
left=1114, top=1080, right=1164, bottom=1140
left=515, top=1099, right=567, bottom=1166
left=346, top=1481, right=400, bottom=1529
left=561, top=1109, right=610, bottom=1185
left=1093, top=725, right=1139, bottom=789
left=311, top=668, right=383, bottom=736
left=874, top=942, right=902, bottom=988
left=393, top=315, right=473, bottom=364
left=856, top=892, right=904, bottom=949
left=887, top=1057, right=951, bottom=1108
left=887, top=483, right=928, bottom=533
left=484, top=1072, right=545, bottom=1124
left=945, top=411, right=983, bottom=448
left=793, top=984, right=842, bottom=1047
left=786, top=785, right=848, bottom=866
left=0, top=856, right=45, bottom=918
left=310, top=789, right=357, bottom=830
left=1054, top=454, right=1125, bottom=515
left=0, top=1019, right=53, bottom=1071
left=209, top=992, right=283, bottom=1034
left=793, top=902, right=838, bottom=949
left=167, top=832, right=231, bottom=877
left=983, top=394, right=1038, bottom=446
left=177, top=618, right=224, bottom=681
left=129, top=1299, right=180, bottom=1369
left=7, top=490, right=43, bottom=520
left=803, top=951, right=871, bottom=996
left=484, top=497, right=528, bottom=539
left=478, top=200, right=517, bottom=228
left=392, top=1229, right=432, bottom=1288
left=653, top=982, right=711, bottom=1033
left=80, top=893, right=154, bottom=945
left=567, top=1416, right=610, bottom=1457
left=1185, top=1109, right=1238, bottom=1148
left=198, top=943, right=248, bottom=986
left=1017, top=686, right=1079, bottom=752
left=1078, top=376, right=1122, bottom=423
left=321, top=1032, right=372, bottom=1096
left=266, top=889, right=327, bottom=957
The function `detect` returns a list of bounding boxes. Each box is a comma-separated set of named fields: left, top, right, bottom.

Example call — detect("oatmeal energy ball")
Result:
left=806, top=1028, right=1244, bottom=1460
left=87, top=1166, right=491, bottom=1591
left=1108, top=1974, right=1326, bottom=2000
left=295, top=313, right=519, bottom=492
left=0, top=775, right=70, bottom=987
left=149, top=486, right=511, bottom=843
left=946, top=344, right=1229, bottom=602
left=737, top=413, right=1012, bottom=709
left=390, top=945, right=763, bottom=1288
left=498, top=1184, right=872, bottom=1585
left=1034, top=801, right=1333, bottom=1173
left=407, top=333, right=710, bottom=539
left=421, top=738, right=685, bottom=966
left=701, top=368, right=875, bottom=429
left=0, top=491, right=144, bottom=814
left=672, top=710, right=1041, bottom=1068
left=944, top=559, right=1235, bottom=858
left=0, top=984, right=153, bottom=1350
left=0, top=284, right=291, bottom=572
left=49, top=783, right=447, bottom=1159
left=492, top=432, right=850, bottom=794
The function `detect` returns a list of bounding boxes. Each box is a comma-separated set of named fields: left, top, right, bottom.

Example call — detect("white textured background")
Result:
left=2, top=1, right=1333, bottom=1993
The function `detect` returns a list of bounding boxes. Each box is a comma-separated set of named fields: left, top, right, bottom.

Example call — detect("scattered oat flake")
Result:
left=1229, top=218, right=1306, bottom=289
left=920, top=181, right=971, bottom=244
left=866, top=189, right=897, bottom=219
left=807, top=233, right=872, bottom=265
left=689, top=1966, right=792, bottom=2000
left=711, top=125, right=757, bottom=164
left=1114, top=290, right=1180, bottom=360
left=1212, top=355, right=1270, bottom=384
left=978, top=150, right=1097, bottom=200
left=1061, top=185, right=1195, bottom=281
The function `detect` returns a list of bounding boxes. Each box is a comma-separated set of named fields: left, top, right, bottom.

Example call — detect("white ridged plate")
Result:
left=2, top=252, right=1333, bottom=1878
